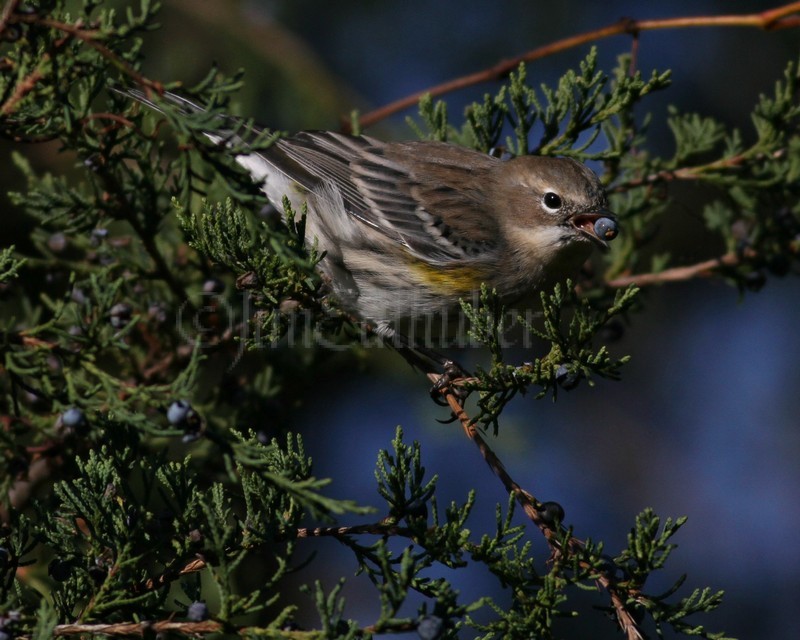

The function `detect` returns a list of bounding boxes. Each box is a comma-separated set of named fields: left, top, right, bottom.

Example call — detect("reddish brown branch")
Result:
left=34, top=17, right=163, bottom=93
left=81, top=112, right=146, bottom=137
left=355, top=2, right=800, bottom=130
left=427, top=373, right=645, bottom=640
left=134, top=522, right=413, bottom=598
left=297, top=522, right=410, bottom=538
left=0, top=0, right=21, bottom=33
left=614, top=148, right=787, bottom=193
left=607, top=252, right=745, bottom=288
left=52, top=620, right=222, bottom=637
left=0, top=68, right=46, bottom=116
left=0, top=40, right=64, bottom=116
left=135, top=557, right=207, bottom=594
left=0, top=10, right=163, bottom=117
left=426, top=375, right=552, bottom=533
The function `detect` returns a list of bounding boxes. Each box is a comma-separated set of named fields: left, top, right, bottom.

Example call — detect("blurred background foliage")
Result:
left=1, top=1, right=799, bottom=639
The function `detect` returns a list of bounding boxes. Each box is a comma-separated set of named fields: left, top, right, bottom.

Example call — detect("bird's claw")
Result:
left=429, top=359, right=470, bottom=407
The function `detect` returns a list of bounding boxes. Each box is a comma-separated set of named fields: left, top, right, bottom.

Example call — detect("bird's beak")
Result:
left=569, top=209, right=619, bottom=250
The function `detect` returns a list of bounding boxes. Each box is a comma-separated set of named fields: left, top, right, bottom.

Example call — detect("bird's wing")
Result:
left=273, top=134, right=500, bottom=263
left=117, top=89, right=500, bottom=263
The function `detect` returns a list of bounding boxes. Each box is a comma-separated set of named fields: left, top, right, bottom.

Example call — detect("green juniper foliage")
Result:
left=461, top=281, right=638, bottom=433
left=0, top=1, right=797, bottom=638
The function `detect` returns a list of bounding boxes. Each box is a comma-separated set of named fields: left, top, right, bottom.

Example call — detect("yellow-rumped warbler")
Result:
left=122, top=90, right=618, bottom=351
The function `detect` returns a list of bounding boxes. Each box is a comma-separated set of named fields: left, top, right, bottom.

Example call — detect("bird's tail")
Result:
left=110, top=85, right=279, bottom=151
left=112, top=86, right=208, bottom=117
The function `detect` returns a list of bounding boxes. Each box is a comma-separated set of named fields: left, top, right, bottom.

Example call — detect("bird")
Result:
left=118, top=88, right=618, bottom=368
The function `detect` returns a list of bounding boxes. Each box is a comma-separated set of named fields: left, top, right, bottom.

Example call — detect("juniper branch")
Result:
left=353, top=2, right=800, bottom=130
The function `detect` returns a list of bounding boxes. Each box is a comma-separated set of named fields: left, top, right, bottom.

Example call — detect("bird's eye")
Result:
left=543, top=192, right=562, bottom=211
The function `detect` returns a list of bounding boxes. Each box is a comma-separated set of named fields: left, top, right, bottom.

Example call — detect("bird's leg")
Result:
left=388, top=332, right=471, bottom=406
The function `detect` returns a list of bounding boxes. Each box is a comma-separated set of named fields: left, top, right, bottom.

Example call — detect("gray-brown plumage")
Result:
left=122, top=90, right=618, bottom=336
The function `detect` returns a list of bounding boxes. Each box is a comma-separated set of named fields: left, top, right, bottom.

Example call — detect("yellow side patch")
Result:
left=409, top=262, right=486, bottom=295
